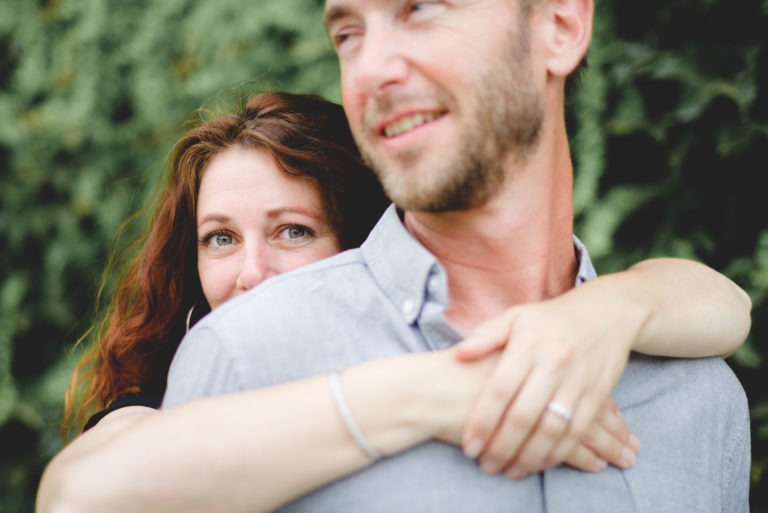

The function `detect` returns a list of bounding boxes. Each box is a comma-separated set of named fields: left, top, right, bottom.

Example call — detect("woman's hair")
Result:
left=63, top=92, right=390, bottom=436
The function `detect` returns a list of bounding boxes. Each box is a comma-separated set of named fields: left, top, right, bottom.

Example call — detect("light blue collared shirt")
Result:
left=165, top=204, right=749, bottom=513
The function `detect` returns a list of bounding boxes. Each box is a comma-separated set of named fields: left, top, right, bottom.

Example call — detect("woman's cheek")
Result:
left=198, top=259, right=230, bottom=310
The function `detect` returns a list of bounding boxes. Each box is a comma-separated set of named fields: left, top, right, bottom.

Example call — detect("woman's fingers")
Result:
left=461, top=349, right=531, bottom=460
left=559, top=443, right=606, bottom=473
left=458, top=294, right=636, bottom=476
left=470, top=369, right=637, bottom=477
left=546, top=399, right=639, bottom=475
left=455, top=311, right=517, bottom=361
left=501, top=401, right=640, bottom=478
left=481, top=378, right=577, bottom=474
left=577, top=399, right=639, bottom=469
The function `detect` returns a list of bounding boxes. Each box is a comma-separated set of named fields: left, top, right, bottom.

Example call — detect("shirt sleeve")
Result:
left=721, top=406, right=751, bottom=513
left=161, top=324, right=245, bottom=408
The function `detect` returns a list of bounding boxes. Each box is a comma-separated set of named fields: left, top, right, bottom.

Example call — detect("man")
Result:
left=164, top=0, right=750, bottom=511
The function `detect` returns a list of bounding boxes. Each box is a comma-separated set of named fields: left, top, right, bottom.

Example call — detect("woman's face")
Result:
left=196, top=146, right=341, bottom=310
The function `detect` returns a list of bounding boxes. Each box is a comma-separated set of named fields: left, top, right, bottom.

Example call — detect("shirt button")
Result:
left=402, top=299, right=416, bottom=316
left=428, top=276, right=441, bottom=294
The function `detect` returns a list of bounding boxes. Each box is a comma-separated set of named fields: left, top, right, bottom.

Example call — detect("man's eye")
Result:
left=410, top=1, right=429, bottom=12
left=406, top=1, right=444, bottom=18
left=334, top=31, right=351, bottom=47
left=332, top=28, right=362, bottom=54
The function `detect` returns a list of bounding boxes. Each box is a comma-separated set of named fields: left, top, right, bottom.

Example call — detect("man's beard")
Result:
left=356, top=25, right=544, bottom=213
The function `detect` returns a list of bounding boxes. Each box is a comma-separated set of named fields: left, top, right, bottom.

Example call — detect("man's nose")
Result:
left=348, top=26, right=409, bottom=97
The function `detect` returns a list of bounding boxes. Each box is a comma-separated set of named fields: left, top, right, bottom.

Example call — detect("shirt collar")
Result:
left=574, top=234, right=598, bottom=285
left=361, top=204, right=439, bottom=324
left=361, top=205, right=597, bottom=324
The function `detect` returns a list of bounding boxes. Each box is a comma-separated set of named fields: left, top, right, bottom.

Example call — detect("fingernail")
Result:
left=621, top=447, right=636, bottom=467
left=480, top=460, right=501, bottom=475
left=594, top=458, right=607, bottom=471
left=464, top=438, right=484, bottom=458
left=628, top=434, right=641, bottom=451
left=506, top=467, right=527, bottom=480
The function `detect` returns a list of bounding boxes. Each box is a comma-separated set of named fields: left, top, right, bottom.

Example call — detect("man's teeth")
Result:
left=383, top=112, right=440, bottom=137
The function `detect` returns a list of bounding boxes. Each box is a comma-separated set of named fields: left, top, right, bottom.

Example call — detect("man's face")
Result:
left=325, top=0, right=544, bottom=212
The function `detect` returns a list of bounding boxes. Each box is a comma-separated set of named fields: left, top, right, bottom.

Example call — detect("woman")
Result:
left=36, top=92, right=751, bottom=513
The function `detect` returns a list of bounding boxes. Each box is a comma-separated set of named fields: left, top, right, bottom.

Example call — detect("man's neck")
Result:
left=403, top=135, right=576, bottom=334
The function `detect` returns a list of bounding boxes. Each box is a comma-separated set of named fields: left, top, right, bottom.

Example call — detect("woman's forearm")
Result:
left=580, top=257, right=751, bottom=357
left=36, top=350, right=490, bottom=513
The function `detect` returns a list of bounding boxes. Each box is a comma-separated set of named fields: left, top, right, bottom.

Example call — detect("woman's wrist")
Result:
left=340, top=350, right=486, bottom=455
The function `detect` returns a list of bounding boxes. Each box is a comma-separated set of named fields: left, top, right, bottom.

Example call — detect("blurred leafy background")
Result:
left=0, top=0, right=765, bottom=511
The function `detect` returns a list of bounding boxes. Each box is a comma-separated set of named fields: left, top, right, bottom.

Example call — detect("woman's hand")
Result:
left=506, top=397, right=640, bottom=479
left=559, top=398, right=640, bottom=474
left=453, top=285, right=646, bottom=476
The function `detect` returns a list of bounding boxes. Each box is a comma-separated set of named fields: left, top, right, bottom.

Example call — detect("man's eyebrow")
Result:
left=323, top=5, right=350, bottom=31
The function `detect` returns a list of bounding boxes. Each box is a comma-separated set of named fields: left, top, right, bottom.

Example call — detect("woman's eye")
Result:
left=279, top=225, right=314, bottom=242
left=200, top=231, right=235, bottom=248
left=212, top=233, right=234, bottom=246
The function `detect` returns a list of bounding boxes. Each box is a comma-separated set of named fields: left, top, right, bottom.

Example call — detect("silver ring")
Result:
left=547, top=402, right=573, bottom=423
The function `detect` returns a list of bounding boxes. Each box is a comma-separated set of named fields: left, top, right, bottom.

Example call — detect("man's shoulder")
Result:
left=618, top=355, right=750, bottom=511
left=620, top=354, right=749, bottom=450
left=184, top=245, right=409, bottom=379
left=214, top=248, right=368, bottom=316
left=623, top=354, right=747, bottom=408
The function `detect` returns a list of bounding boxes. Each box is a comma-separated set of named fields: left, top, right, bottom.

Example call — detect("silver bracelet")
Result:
left=329, top=371, right=383, bottom=461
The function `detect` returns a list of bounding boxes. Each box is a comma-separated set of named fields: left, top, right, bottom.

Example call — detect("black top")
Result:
left=83, top=392, right=163, bottom=431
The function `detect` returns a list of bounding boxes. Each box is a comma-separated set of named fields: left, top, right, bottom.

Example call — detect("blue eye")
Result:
left=211, top=233, right=234, bottom=246
left=200, top=231, right=235, bottom=248
left=279, top=225, right=314, bottom=242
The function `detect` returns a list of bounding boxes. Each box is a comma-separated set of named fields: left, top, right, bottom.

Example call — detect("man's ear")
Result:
left=538, top=0, right=593, bottom=79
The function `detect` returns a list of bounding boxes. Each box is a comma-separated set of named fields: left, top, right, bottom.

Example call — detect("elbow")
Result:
left=37, top=470, right=86, bottom=513
left=721, top=280, right=753, bottom=358
left=731, top=278, right=753, bottom=344
left=37, top=457, right=106, bottom=513
left=735, top=282, right=753, bottom=313
left=37, top=499, right=86, bottom=513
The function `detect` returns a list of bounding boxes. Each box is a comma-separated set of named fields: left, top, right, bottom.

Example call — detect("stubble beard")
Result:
left=355, top=24, right=544, bottom=213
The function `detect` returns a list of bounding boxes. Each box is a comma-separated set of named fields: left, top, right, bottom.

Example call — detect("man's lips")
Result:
left=377, top=110, right=447, bottom=138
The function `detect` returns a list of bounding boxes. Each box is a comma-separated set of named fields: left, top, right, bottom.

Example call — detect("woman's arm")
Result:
left=35, top=351, right=492, bottom=513
left=39, top=257, right=741, bottom=512
left=36, top=347, right=632, bottom=513
left=598, top=257, right=751, bottom=357
left=455, top=257, right=751, bottom=476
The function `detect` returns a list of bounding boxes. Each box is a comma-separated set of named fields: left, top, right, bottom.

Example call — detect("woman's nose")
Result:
left=235, top=244, right=275, bottom=291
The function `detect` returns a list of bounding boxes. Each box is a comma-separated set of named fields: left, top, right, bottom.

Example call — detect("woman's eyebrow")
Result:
left=265, top=207, right=325, bottom=221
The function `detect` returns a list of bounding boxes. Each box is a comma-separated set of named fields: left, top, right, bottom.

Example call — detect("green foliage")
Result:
left=572, top=0, right=768, bottom=508
left=0, top=1, right=336, bottom=510
left=0, top=0, right=766, bottom=511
